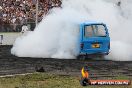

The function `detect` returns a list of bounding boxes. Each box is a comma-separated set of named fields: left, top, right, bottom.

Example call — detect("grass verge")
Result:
left=0, top=73, right=131, bottom=88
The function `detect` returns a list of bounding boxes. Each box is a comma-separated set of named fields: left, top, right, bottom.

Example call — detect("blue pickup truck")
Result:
left=78, top=22, right=110, bottom=59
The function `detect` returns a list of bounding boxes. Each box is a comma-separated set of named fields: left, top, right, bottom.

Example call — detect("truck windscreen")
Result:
left=84, top=24, right=106, bottom=37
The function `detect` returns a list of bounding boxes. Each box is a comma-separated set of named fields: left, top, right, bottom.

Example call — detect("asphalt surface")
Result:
left=0, top=45, right=132, bottom=79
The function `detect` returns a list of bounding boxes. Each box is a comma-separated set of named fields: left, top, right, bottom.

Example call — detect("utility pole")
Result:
left=36, top=0, right=38, bottom=27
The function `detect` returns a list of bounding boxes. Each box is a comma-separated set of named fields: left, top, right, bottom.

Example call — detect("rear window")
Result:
left=84, top=24, right=106, bottom=37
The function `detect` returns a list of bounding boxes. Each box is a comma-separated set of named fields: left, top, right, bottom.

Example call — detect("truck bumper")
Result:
left=78, top=52, right=109, bottom=59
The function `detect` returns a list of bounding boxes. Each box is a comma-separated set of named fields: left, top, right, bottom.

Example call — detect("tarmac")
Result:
left=0, top=45, right=132, bottom=79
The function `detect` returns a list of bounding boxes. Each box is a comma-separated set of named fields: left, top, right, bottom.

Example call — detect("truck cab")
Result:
left=79, top=22, right=110, bottom=58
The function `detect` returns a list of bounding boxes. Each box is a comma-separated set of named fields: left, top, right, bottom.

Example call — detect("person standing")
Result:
left=21, top=24, right=29, bottom=33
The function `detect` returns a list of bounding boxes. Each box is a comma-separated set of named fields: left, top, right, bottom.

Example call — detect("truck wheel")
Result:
left=95, top=55, right=105, bottom=60
left=77, top=55, right=86, bottom=60
left=82, top=56, right=86, bottom=60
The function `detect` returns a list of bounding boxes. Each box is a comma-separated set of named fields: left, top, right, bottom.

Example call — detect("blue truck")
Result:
left=78, top=22, right=110, bottom=59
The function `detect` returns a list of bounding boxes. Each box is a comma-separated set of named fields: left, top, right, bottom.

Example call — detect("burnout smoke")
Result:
left=11, top=0, right=132, bottom=60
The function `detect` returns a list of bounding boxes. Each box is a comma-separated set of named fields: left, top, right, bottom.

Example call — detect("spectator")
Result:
left=21, top=24, right=29, bottom=33
left=0, top=0, right=62, bottom=32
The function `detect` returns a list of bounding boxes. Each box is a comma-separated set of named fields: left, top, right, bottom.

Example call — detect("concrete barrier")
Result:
left=0, top=35, right=3, bottom=44
left=0, top=33, right=21, bottom=45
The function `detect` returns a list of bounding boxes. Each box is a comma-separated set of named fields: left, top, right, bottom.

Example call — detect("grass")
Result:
left=0, top=73, right=131, bottom=88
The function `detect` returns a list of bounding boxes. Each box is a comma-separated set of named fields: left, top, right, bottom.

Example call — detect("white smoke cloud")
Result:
left=11, top=0, right=132, bottom=60
left=106, top=41, right=132, bottom=61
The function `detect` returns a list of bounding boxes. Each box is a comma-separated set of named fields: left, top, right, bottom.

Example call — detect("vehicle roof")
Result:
left=81, top=21, right=105, bottom=25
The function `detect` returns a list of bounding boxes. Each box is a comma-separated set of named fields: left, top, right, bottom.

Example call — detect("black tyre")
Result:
left=77, top=55, right=86, bottom=60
